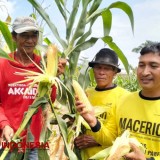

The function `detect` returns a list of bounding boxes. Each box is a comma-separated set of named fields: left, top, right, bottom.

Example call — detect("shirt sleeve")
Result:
left=0, top=103, right=11, bottom=129
left=88, top=106, right=118, bottom=146
left=0, top=63, right=11, bottom=130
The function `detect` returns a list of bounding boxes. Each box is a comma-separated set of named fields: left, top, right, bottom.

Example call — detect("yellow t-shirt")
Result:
left=92, top=91, right=160, bottom=160
left=81, top=85, right=128, bottom=160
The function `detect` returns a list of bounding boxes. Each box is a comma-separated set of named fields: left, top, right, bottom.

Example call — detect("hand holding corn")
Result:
left=57, top=58, right=67, bottom=76
left=72, top=80, right=97, bottom=127
left=75, top=98, right=97, bottom=127
left=124, top=143, right=146, bottom=160
left=107, top=130, right=145, bottom=160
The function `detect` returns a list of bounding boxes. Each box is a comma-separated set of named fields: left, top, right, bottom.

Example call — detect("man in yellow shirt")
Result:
left=74, top=48, right=128, bottom=160
left=76, top=43, right=160, bottom=160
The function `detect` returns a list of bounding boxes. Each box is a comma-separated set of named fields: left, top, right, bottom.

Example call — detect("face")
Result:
left=12, top=31, right=39, bottom=55
left=93, top=64, right=117, bottom=89
left=137, top=52, right=160, bottom=94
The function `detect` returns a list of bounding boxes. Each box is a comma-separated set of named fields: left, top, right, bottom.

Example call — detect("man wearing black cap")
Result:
left=74, top=48, right=128, bottom=160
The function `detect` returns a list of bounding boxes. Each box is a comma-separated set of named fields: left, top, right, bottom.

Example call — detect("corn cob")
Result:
left=46, top=44, right=58, bottom=77
left=107, top=130, right=145, bottom=160
left=72, top=80, right=92, bottom=111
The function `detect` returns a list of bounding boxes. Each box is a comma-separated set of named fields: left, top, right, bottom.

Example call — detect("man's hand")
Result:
left=124, top=143, right=146, bottom=160
left=1, top=125, right=14, bottom=142
left=57, top=58, right=67, bottom=76
left=75, top=97, right=97, bottom=127
left=74, top=134, right=100, bottom=149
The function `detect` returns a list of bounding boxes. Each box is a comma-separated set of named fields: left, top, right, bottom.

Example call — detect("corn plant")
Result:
left=114, top=66, right=140, bottom=92
left=28, top=0, right=134, bottom=76
left=27, top=0, right=134, bottom=114
left=0, top=1, right=134, bottom=159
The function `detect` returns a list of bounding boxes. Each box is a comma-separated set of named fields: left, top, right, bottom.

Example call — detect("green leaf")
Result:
left=0, top=20, right=16, bottom=52
left=38, top=149, right=50, bottom=160
left=66, top=0, right=81, bottom=40
left=43, top=37, right=52, bottom=45
left=86, top=8, right=106, bottom=23
left=54, top=113, right=78, bottom=160
left=102, top=9, right=112, bottom=36
left=67, top=37, right=98, bottom=57
left=28, top=0, right=67, bottom=49
left=30, top=96, right=48, bottom=108
left=67, top=37, right=98, bottom=75
left=89, top=146, right=111, bottom=159
left=102, top=36, right=129, bottom=74
left=55, top=0, right=67, bottom=21
left=78, top=60, right=90, bottom=89
left=108, top=1, right=134, bottom=33
left=88, top=0, right=102, bottom=16
left=0, top=48, right=14, bottom=61
left=70, top=0, right=90, bottom=43
left=76, top=16, right=97, bottom=45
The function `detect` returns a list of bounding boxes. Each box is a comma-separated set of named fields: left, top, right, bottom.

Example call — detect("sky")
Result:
left=1, top=0, right=160, bottom=70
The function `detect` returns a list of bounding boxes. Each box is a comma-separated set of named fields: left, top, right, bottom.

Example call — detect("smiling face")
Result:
left=93, top=64, right=117, bottom=89
left=12, top=31, right=39, bottom=55
left=137, top=52, right=160, bottom=96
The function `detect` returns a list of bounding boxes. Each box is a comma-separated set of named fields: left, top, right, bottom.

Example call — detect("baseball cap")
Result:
left=12, top=16, right=39, bottom=33
left=89, top=48, right=121, bottom=73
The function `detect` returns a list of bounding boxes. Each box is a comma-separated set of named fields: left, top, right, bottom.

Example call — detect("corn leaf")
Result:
left=87, top=1, right=134, bottom=35
left=38, top=145, right=50, bottom=160
left=108, top=1, right=134, bottom=33
left=68, top=37, right=98, bottom=75
left=0, top=48, right=14, bottom=61
left=102, top=9, right=112, bottom=36
left=43, top=37, right=52, bottom=45
left=28, top=0, right=67, bottom=49
left=102, top=36, right=129, bottom=74
left=70, top=0, right=90, bottom=43
left=89, top=146, right=111, bottom=159
left=75, top=16, right=97, bottom=45
left=66, top=0, right=81, bottom=41
left=55, top=0, right=67, bottom=22
left=88, top=0, right=102, bottom=16
left=0, top=20, right=16, bottom=52
left=53, top=113, right=78, bottom=160
left=67, top=37, right=98, bottom=57
left=87, top=8, right=105, bottom=23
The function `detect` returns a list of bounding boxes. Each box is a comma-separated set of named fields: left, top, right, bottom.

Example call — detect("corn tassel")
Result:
left=72, top=80, right=92, bottom=111
left=46, top=44, right=58, bottom=77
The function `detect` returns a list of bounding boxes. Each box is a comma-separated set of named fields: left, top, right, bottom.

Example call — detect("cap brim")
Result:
left=14, top=26, right=39, bottom=33
left=89, top=62, right=121, bottom=73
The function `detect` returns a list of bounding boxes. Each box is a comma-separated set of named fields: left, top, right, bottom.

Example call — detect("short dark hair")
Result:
left=140, top=42, right=160, bottom=55
left=11, top=31, right=17, bottom=36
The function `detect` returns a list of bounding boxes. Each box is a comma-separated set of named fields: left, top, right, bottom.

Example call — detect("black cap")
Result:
left=89, top=48, right=121, bottom=73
